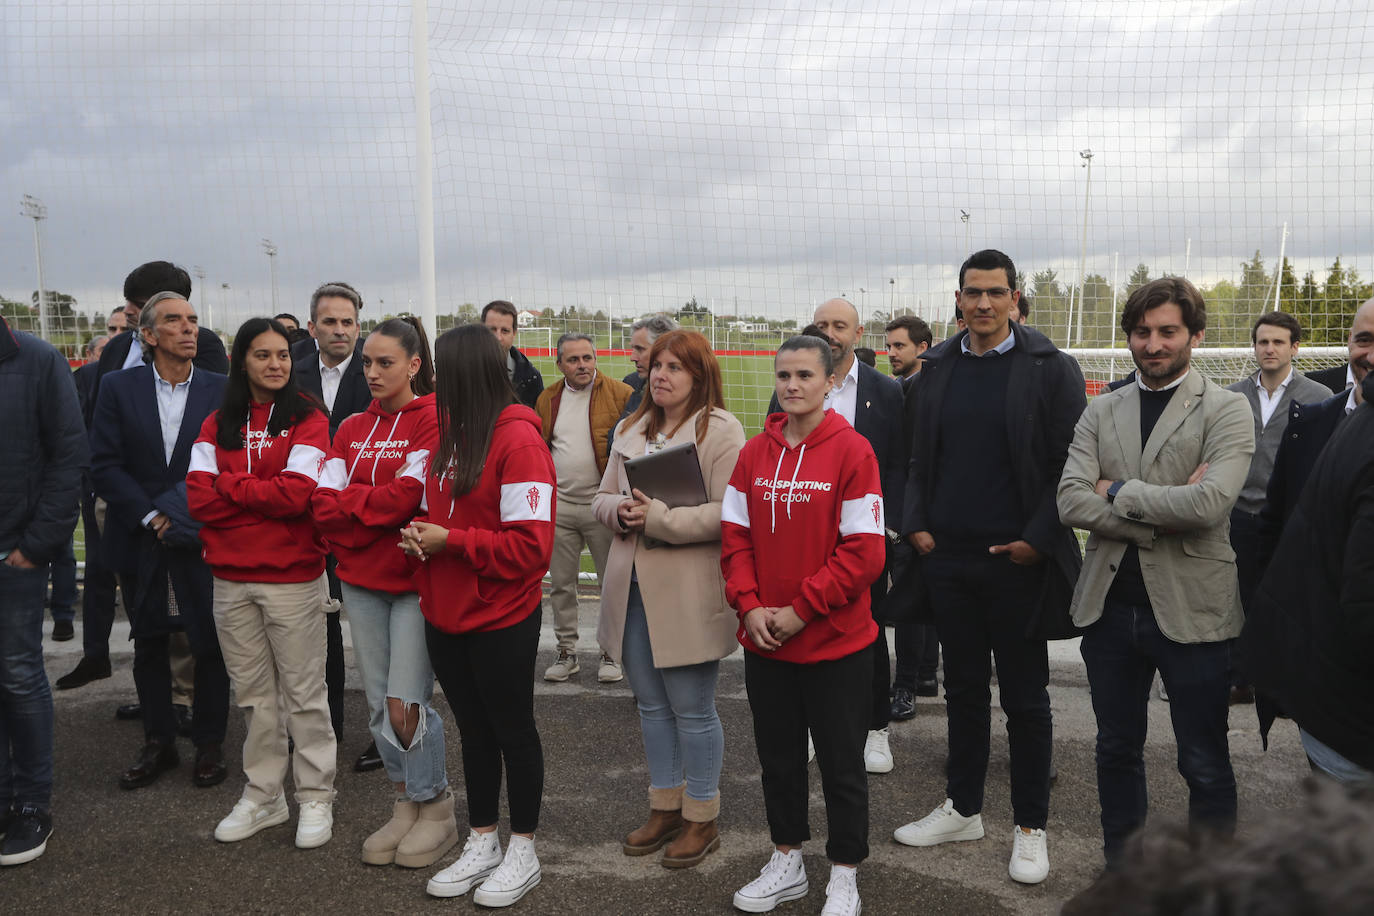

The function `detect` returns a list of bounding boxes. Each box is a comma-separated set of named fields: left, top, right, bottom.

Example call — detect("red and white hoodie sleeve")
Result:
left=444, top=441, right=555, bottom=581
left=193, top=410, right=330, bottom=520
left=792, top=446, right=885, bottom=623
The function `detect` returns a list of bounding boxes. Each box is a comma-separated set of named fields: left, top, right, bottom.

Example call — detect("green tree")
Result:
left=1028, top=269, right=1069, bottom=344
left=1125, top=263, right=1151, bottom=297
left=1077, top=273, right=1117, bottom=346
left=677, top=297, right=709, bottom=319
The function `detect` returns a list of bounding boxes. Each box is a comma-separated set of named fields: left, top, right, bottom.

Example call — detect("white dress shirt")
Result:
left=1255, top=368, right=1294, bottom=428
left=122, top=332, right=145, bottom=369
left=960, top=330, right=1017, bottom=358
left=1136, top=369, right=1189, bottom=393
left=320, top=351, right=352, bottom=414
left=141, top=362, right=195, bottom=527
left=824, top=355, right=861, bottom=424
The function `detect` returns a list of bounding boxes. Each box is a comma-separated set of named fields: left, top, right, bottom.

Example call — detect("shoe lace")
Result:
left=749, top=851, right=796, bottom=892
left=915, top=801, right=954, bottom=829
left=824, top=870, right=858, bottom=910
left=489, top=843, right=533, bottom=885
left=1013, top=828, right=1044, bottom=861
left=300, top=800, right=329, bottom=820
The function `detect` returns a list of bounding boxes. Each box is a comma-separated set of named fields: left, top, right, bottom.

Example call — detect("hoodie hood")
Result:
left=364, top=391, right=435, bottom=420
left=496, top=401, right=544, bottom=436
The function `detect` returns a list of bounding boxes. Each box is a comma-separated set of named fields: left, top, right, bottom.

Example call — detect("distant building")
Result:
left=516, top=310, right=540, bottom=327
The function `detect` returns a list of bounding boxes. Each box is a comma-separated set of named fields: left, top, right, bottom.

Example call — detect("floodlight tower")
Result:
left=193, top=265, right=208, bottom=330
left=19, top=195, right=50, bottom=340
left=261, top=239, right=279, bottom=312
left=960, top=210, right=971, bottom=254
left=1073, top=149, right=1094, bottom=346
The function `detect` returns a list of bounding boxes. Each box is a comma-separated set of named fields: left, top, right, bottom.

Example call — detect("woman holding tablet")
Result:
left=720, top=334, right=885, bottom=916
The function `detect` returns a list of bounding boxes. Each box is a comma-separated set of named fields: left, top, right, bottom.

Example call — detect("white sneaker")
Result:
left=598, top=653, right=624, bottom=683
left=820, top=865, right=861, bottom=916
left=892, top=798, right=985, bottom=847
left=543, top=650, right=579, bottom=682
left=427, top=829, right=503, bottom=898
left=214, top=796, right=290, bottom=843
left=807, top=732, right=815, bottom=764
left=733, top=849, right=808, bottom=913
left=295, top=800, right=334, bottom=849
left=1008, top=826, right=1049, bottom=884
left=472, top=834, right=541, bottom=907
left=863, top=728, right=893, bottom=774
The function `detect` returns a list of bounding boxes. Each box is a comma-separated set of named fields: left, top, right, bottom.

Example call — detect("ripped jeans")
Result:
left=341, top=583, right=448, bottom=802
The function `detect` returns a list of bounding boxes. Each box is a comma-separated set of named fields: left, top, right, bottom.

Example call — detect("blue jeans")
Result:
left=1080, top=598, right=1236, bottom=866
left=620, top=582, right=723, bottom=803
left=1300, top=729, right=1374, bottom=784
left=341, top=583, right=448, bottom=802
left=0, top=562, right=54, bottom=811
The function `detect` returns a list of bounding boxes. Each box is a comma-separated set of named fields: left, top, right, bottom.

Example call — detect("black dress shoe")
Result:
left=192, top=743, right=228, bottom=788
left=175, top=704, right=194, bottom=738
left=54, top=656, right=112, bottom=691
left=51, top=620, right=75, bottom=642
left=353, top=740, right=383, bottom=773
left=120, top=741, right=179, bottom=790
left=889, top=687, right=917, bottom=721
left=115, top=703, right=143, bottom=721
left=915, top=678, right=939, bottom=697
left=1229, top=685, right=1255, bottom=705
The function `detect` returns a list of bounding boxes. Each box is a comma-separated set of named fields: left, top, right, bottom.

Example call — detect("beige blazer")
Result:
left=591, top=407, right=745, bottom=668
left=1057, top=370, right=1255, bottom=643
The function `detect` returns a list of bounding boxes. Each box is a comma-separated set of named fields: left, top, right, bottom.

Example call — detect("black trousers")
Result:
left=868, top=579, right=891, bottom=730
left=1228, top=509, right=1262, bottom=688
left=324, top=557, right=346, bottom=740
left=78, top=496, right=120, bottom=661
left=132, top=604, right=229, bottom=748
left=744, top=647, right=871, bottom=864
left=426, top=602, right=544, bottom=834
left=893, top=622, right=940, bottom=690
left=925, top=550, right=1051, bottom=829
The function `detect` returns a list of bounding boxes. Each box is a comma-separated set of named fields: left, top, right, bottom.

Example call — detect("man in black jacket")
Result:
left=290, top=282, right=370, bottom=764
left=1243, top=372, right=1374, bottom=782
left=893, top=250, right=1085, bottom=886
left=0, top=315, right=88, bottom=866
left=482, top=300, right=544, bottom=409
left=1306, top=297, right=1373, bottom=394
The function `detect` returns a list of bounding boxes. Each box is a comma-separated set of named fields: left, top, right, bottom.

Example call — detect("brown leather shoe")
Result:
left=661, top=818, right=720, bottom=868
left=120, top=741, right=179, bottom=790
left=622, top=809, right=683, bottom=856
left=193, top=743, right=228, bottom=788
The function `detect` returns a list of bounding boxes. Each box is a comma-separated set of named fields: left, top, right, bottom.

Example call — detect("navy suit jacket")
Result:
left=1256, top=388, right=1351, bottom=566
left=86, top=328, right=228, bottom=427
left=89, top=364, right=228, bottom=573
left=291, top=338, right=371, bottom=440
left=1305, top=364, right=1348, bottom=396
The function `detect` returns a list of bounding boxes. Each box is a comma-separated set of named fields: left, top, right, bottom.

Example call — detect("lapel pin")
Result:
left=865, top=400, right=871, bottom=409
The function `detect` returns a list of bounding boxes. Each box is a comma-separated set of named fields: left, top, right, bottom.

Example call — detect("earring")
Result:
left=408, top=372, right=417, bottom=381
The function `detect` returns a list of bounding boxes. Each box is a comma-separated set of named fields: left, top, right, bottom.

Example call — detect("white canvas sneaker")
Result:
left=863, top=728, right=893, bottom=774
left=295, top=800, right=333, bottom=849
left=1008, top=826, right=1049, bottom=884
left=819, top=864, right=861, bottom=916
left=892, top=798, right=985, bottom=847
left=733, top=849, right=808, bottom=913
left=214, top=796, right=290, bottom=843
left=472, top=834, right=541, bottom=907
left=427, top=828, right=503, bottom=898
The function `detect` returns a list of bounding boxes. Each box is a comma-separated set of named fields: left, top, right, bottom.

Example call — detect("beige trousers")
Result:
left=548, top=497, right=612, bottom=652
left=212, top=575, right=338, bottom=804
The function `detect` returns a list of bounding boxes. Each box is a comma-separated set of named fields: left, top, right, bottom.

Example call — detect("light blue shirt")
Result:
left=959, top=330, right=1016, bottom=357
left=122, top=332, right=145, bottom=369
left=140, top=362, right=195, bottom=528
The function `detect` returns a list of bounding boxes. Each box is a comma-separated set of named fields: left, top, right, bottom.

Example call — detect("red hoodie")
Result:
left=411, top=403, right=555, bottom=634
left=720, top=409, right=884, bottom=663
left=312, top=394, right=439, bottom=595
left=187, top=403, right=330, bottom=583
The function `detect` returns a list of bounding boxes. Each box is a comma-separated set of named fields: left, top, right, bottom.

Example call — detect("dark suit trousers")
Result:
left=132, top=600, right=229, bottom=748
left=1228, top=509, right=1262, bottom=687
left=925, top=551, right=1051, bottom=829
left=324, top=556, right=345, bottom=741
left=893, top=622, right=940, bottom=690
left=79, top=496, right=120, bottom=661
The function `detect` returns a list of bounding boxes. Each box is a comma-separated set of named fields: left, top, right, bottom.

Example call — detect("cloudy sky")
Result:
left=3, top=0, right=1371, bottom=336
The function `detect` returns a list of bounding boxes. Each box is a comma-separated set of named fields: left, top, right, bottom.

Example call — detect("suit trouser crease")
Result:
left=212, top=575, right=338, bottom=804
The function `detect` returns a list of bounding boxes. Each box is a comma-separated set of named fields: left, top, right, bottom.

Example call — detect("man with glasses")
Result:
left=894, top=250, right=1086, bottom=886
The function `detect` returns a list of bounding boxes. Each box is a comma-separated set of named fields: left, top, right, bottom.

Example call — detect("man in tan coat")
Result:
left=535, top=333, right=633, bottom=683
left=1058, top=277, right=1254, bottom=870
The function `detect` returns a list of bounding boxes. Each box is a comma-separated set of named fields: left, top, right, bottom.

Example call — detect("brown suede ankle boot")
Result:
left=623, top=808, right=684, bottom=856
left=662, top=819, right=719, bottom=868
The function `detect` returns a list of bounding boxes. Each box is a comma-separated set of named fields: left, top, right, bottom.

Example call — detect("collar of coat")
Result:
left=921, top=321, right=1061, bottom=366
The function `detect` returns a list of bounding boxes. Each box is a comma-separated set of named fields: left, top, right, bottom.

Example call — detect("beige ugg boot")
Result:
left=395, top=788, right=460, bottom=868
left=361, top=796, right=419, bottom=865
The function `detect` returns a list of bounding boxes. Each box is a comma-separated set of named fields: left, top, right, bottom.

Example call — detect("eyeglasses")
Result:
left=960, top=287, right=1012, bottom=303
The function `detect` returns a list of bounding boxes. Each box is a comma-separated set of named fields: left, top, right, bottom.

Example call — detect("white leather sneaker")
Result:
left=819, top=864, right=861, bottom=915
left=214, top=796, right=290, bottom=843
left=733, top=849, right=808, bottom=913
left=892, top=798, right=985, bottom=847
left=427, top=828, right=503, bottom=898
left=1008, top=826, right=1049, bottom=884
left=863, top=728, right=893, bottom=774
left=472, top=834, right=541, bottom=907
left=295, top=800, right=333, bottom=849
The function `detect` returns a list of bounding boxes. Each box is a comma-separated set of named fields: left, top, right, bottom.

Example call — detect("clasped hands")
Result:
left=399, top=521, right=449, bottom=560
left=743, top=605, right=806, bottom=652
left=616, top=489, right=652, bottom=533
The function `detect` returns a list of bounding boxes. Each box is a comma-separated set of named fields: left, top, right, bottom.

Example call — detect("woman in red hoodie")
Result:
left=720, top=335, right=886, bottom=916
left=311, top=316, right=457, bottom=870
left=186, top=317, right=336, bottom=851
left=400, top=324, right=553, bottom=908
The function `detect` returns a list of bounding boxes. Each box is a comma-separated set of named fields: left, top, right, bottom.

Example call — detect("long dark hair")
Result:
left=432, top=324, right=517, bottom=497
left=216, top=317, right=324, bottom=450
left=371, top=316, right=436, bottom=396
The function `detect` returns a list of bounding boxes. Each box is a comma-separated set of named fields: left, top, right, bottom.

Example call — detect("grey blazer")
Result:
left=1057, top=370, right=1255, bottom=643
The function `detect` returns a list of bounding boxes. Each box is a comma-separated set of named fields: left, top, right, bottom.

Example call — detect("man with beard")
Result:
left=1058, top=277, right=1254, bottom=869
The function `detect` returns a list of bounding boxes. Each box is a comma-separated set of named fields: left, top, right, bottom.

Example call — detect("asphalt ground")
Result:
left=10, top=596, right=1311, bottom=915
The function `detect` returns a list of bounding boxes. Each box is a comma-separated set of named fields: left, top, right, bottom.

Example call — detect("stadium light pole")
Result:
left=261, top=239, right=279, bottom=313
left=193, top=265, right=207, bottom=329
left=413, top=0, right=438, bottom=344
left=1072, top=149, right=1094, bottom=347
left=960, top=209, right=971, bottom=254
left=19, top=194, right=50, bottom=340
left=220, top=283, right=231, bottom=331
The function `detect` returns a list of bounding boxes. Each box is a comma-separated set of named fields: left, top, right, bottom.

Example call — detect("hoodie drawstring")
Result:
left=345, top=415, right=383, bottom=484
left=786, top=444, right=806, bottom=524
left=767, top=442, right=807, bottom=534
left=370, top=412, right=404, bottom=485
left=245, top=404, right=275, bottom=474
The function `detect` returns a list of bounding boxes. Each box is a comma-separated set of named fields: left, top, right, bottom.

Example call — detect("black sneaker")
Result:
left=0, top=806, right=52, bottom=866
left=915, top=678, right=939, bottom=697
left=51, top=620, right=75, bottom=642
left=890, top=687, right=917, bottom=721
left=0, top=807, right=12, bottom=840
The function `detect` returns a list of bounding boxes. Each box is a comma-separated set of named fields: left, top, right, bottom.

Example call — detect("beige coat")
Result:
left=591, top=406, right=745, bottom=668
left=1057, top=370, right=1255, bottom=643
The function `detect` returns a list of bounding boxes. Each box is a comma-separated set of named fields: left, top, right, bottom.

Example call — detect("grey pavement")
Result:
left=10, top=598, right=1311, bottom=915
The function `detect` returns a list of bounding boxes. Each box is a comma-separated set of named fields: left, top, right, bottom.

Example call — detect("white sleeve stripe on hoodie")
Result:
left=285, top=444, right=327, bottom=481
left=500, top=481, right=553, bottom=523
left=189, top=441, right=218, bottom=475
left=397, top=448, right=431, bottom=483
left=721, top=485, right=750, bottom=528
left=316, top=457, right=348, bottom=492
left=839, top=492, right=884, bottom=537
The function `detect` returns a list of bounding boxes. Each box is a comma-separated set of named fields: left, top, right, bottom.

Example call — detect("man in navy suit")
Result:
left=90, top=292, right=230, bottom=790
left=768, top=297, right=905, bottom=774
left=289, top=282, right=370, bottom=764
